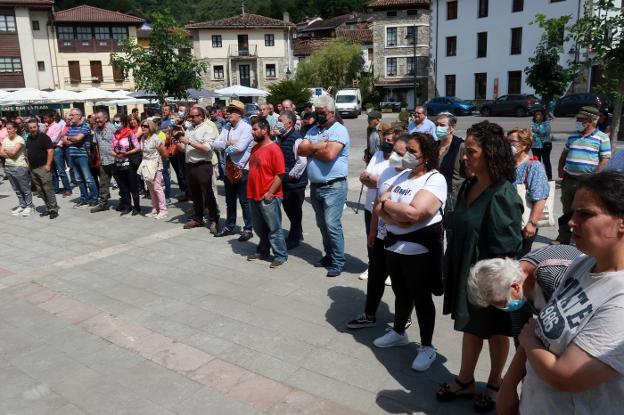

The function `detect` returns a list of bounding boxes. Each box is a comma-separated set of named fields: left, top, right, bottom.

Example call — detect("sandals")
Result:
left=436, top=377, right=475, bottom=401
left=473, top=382, right=500, bottom=413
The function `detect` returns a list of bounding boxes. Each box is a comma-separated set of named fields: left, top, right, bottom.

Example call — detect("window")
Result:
left=94, top=27, right=110, bottom=40
left=386, top=11, right=397, bottom=17
left=213, top=65, right=224, bottom=79
left=508, top=71, right=522, bottom=94
left=512, top=0, right=523, bottom=12
left=0, top=57, right=22, bottom=73
left=446, top=36, right=457, bottom=56
left=511, top=27, right=522, bottom=54
left=111, top=27, right=128, bottom=40
left=32, top=20, right=40, bottom=31
left=112, top=63, right=124, bottom=82
left=265, top=64, right=276, bottom=78
left=57, top=26, right=74, bottom=40
left=407, top=9, right=418, bottom=16
left=386, top=57, right=397, bottom=76
left=90, top=61, right=103, bottom=82
left=76, top=27, right=91, bottom=41
left=474, top=72, right=487, bottom=100
left=406, top=26, right=417, bottom=44
left=0, top=15, right=16, bottom=32
left=447, top=1, right=457, bottom=20
left=264, top=34, right=274, bottom=47
left=37, top=61, right=45, bottom=71
left=477, top=32, right=487, bottom=58
left=478, top=0, right=489, bottom=18
left=386, top=27, right=397, bottom=47
left=445, top=74, right=456, bottom=97
left=212, top=35, right=222, bottom=48
left=406, top=57, right=415, bottom=75
left=68, top=61, right=81, bottom=83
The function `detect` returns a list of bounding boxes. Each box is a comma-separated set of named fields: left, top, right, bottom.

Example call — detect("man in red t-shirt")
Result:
left=246, top=117, right=288, bottom=268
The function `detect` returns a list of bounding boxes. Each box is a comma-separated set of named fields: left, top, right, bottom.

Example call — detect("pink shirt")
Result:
left=0, top=127, right=7, bottom=144
left=44, top=122, right=63, bottom=146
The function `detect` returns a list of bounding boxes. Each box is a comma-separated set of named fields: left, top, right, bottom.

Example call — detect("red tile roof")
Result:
left=367, top=0, right=430, bottom=10
left=186, top=13, right=295, bottom=30
left=293, top=37, right=331, bottom=57
left=336, top=28, right=373, bottom=44
left=54, top=5, right=145, bottom=24
left=0, top=0, right=53, bottom=5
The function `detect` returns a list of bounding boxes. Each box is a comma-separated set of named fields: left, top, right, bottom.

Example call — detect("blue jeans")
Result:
left=69, top=154, right=98, bottom=203
left=310, top=178, right=348, bottom=271
left=224, top=169, right=252, bottom=231
left=249, top=198, right=288, bottom=261
left=162, top=158, right=171, bottom=199
left=52, top=147, right=71, bottom=193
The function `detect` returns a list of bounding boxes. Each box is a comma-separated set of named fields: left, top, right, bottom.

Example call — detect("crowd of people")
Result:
left=0, top=95, right=622, bottom=413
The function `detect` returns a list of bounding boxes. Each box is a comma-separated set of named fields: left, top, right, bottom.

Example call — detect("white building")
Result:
left=431, top=0, right=588, bottom=102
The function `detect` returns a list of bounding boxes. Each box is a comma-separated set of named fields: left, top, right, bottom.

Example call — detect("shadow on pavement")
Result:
left=325, top=286, right=475, bottom=414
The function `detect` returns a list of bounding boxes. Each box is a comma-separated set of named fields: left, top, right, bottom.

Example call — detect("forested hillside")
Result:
left=55, top=0, right=369, bottom=24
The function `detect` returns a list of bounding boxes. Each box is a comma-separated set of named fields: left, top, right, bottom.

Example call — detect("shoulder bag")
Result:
left=516, top=160, right=556, bottom=228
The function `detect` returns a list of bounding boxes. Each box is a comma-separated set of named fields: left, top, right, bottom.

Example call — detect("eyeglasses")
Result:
left=414, top=112, right=424, bottom=115
left=191, top=114, right=202, bottom=118
left=141, top=124, right=149, bottom=128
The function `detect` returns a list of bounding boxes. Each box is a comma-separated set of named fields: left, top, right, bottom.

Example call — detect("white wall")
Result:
left=431, top=0, right=581, bottom=100
left=15, top=7, right=55, bottom=89
left=194, top=28, right=290, bottom=59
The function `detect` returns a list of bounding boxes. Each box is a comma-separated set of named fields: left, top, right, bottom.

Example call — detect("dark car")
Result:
left=379, top=99, right=402, bottom=112
left=425, top=96, right=476, bottom=116
left=553, top=93, right=611, bottom=117
left=480, top=94, right=542, bottom=117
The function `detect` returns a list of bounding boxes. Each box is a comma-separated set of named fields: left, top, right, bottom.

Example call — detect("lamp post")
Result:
left=286, top=67, right=292, bottom=81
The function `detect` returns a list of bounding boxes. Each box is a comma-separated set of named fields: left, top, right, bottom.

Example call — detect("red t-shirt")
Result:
left=247, top=142, right=285, bottom=201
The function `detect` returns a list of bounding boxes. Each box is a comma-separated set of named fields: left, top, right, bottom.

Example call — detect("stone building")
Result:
left=186, top=13, right=295, bottom=93
left=368, top=0, right=433, bottom=108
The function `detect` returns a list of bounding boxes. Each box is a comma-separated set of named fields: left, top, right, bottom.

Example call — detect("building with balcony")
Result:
left=368, top=0, right=433, bottom=108
left=52, top=4, right=144, bottom=91
left=0, top=0, right=56, bottom=90
left=187, top=13, right=295, bottom=92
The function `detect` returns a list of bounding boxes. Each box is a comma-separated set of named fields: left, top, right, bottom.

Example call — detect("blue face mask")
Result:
left=434, top=126, right=448, bottom=140
left=499, top=297, right=527, bottom=312
left=275, top=122, right=286, bottom=134
left=113, top=121, right=122, bottom=131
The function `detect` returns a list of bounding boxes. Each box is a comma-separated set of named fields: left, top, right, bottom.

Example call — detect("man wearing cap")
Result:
left=365, top=110, right=382, bottom=164
left=298, top=95, right=350, bottom=277
left=555, top=106, right=611, bottom=244
left=407, top=106, right=436, bottom=137
left=213, top=100, right=255, bottom=241
left=177, top=106, right=220, bottom=231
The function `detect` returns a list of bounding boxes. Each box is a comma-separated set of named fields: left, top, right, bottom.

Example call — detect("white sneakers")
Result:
left=374, top=329, right=409, bottom=348
left=411, top=345, right=437, bottom=372
left=21, top=207, right=32, bottom=217
left=385, top=276, right=392, bottom=286
left=358, top=269, right=369, bottom=280
left=11, top=206, right=32, bottom=217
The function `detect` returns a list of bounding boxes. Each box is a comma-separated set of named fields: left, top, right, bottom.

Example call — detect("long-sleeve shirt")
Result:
left=213, top=120, right=254, bottom=169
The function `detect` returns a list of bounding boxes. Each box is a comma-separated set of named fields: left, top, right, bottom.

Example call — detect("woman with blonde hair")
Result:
left=138, top=119, right=168, bottom=218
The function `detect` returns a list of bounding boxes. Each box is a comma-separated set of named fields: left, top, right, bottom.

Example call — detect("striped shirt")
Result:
left=563, top=129, right=610, bottom=176
left=66, top=122, right=92, bottom=157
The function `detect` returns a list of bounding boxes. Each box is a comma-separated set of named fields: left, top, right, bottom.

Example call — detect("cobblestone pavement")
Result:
left=0, top=114, right=566, bottom=414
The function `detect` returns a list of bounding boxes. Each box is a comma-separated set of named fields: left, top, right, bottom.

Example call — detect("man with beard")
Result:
left=25, top=120, right=59, bottom=218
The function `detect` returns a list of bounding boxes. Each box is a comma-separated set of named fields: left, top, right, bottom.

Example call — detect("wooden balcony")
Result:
left=57, top=39, right=121, bottom=54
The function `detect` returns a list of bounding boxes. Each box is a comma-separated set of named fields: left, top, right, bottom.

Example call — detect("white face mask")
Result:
left=511, top=145, right=518, bottom=156
left=184, top=120, right=192, bottom=129
left=401, top=151, right=424, bottom=170
left=576, top=121, right=586, bottom=133
left=388, top=151, right=403, bottom=168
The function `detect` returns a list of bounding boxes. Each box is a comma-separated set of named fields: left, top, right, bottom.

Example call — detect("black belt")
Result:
left=187, top=160, right=212, bottom=167
left=311, top=177, right=346, bottom=188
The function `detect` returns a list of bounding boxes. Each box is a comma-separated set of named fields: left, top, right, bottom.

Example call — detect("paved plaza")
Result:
left=0, top=115, right=568, bottom=414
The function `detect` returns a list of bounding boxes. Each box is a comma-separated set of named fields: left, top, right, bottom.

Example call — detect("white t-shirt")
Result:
left=382, top=170, right=447, bottom=255
left=364, top=150, right=390, bottom=212
left=375, top=166, right=407, bottom=240
left=520, top=255, right=624, bottom=415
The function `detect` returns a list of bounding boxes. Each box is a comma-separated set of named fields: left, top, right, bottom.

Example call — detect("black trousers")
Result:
left=283, top=187, right=305, bottom=243
left=114, top=166, right=140, bottom=210
left=387, top=251, right=436, bottom=346
left=187, top=162, right=218, bottom=223
left=364, top=237, right=396, bottom=317
left=532, top=143, right=552, bottom=180
left=170, top=153, right=187, bottom=192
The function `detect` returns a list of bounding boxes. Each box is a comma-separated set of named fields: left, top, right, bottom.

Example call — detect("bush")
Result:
left=266, top=79, right=312, bottom=111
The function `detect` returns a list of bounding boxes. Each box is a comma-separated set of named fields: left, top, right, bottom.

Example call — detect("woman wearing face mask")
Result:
left=358, top=123, right=398, bottom=282
left=437, top=121, right=522, bottom=412
left=435, top=112, right=466, bottom=213
left=513, top=171, right=624, bottom=415
left=372, top=133, right=447, bottom=373
left=530, top=109, right=552, bottom=180
left=112, top=114, right=142, bottom=215
left=466, top=244, right=582, bottom=415
left=508, top=128, right=549, bottom=256
left=347, top=136, right=409, bottom=329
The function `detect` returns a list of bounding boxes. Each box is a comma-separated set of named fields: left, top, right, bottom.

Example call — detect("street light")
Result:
left=286, top=67, right=292, bottom=81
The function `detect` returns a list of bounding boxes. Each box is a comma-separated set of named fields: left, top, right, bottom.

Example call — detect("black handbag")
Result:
left=127, top=134, right=143, bottom=170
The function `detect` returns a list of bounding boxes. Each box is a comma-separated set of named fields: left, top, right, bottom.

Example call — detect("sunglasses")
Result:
left=141, top=124, right=149, bottom=128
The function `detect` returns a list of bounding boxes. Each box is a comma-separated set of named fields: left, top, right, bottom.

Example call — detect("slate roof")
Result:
left=54, top=5, right=145, bottom=24
left=367, top=0, right=430, bottom=10
left=186, top=13, right=295, bottom=30
left=299, top=13, right=357, bottom=32
left=0, top=0, right=53, bottom=6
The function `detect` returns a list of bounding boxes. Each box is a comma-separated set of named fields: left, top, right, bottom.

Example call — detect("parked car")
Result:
left=245, top=103, right=260, bottom=116
left=553, top=93, right=611, bottom=117
left=480, top=94, right=542, bottom=117
left=425, top=96, right=475, bottom=116
left=335, top=88, right=362, bottom=118
left=379, top=99, right=402, bottom=112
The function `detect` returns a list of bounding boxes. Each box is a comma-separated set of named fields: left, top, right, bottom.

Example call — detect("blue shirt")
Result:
left=213, top=120, right=254, bottom=169
left=66, top=122, right=92, bottom=157
left=408, top=118, right=436, bottom=137
left=563, top=129, right=611, bottom=176
left=515, top=159, right=550, bottom=202
left=304, top=121, right=350, bottom=183
left=604, top=151, right=624, bottom=172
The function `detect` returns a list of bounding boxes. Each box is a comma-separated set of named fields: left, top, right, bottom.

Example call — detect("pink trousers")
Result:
left=147, top=170, right=167, bottom=214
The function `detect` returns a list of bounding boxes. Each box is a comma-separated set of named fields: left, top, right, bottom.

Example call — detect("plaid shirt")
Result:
left=94, top=122, right=115, bottom=165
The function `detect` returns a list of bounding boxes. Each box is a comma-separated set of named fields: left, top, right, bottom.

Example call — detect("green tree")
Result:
left=525, top=15, right=574, bottom=111
left=266, top=79, right=312, bottom=110
left=295, top=39, right=364, bottom=95
left=569, top=0, right=624, bottom=148
left=110, top=11, right=208, bottom=103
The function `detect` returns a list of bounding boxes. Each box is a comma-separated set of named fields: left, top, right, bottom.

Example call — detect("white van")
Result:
left=335, top=88, right=362, bottom=118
